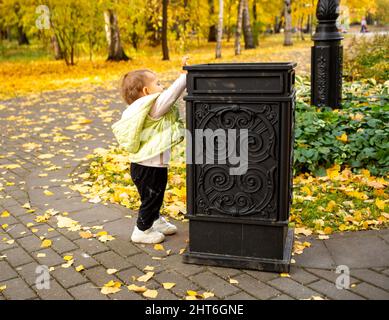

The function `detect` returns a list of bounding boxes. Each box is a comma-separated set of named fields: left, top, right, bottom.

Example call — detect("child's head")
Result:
left=121, top=69, right=164, bottom=105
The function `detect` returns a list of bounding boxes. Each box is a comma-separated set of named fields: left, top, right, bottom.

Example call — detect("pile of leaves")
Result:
left=291, top=165, right=388, bottom=235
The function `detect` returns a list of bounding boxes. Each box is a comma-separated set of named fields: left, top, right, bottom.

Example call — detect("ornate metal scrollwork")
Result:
left=316, top=0, right=339, bottom=20
left=193, top=103, right=279, bottom=219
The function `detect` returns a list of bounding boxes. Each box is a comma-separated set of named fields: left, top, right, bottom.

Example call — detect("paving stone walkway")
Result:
left=1, top=85, right=389, bottom=300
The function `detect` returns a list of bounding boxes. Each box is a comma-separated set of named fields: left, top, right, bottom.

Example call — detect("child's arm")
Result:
left=149, top=73, right=187, bottom=119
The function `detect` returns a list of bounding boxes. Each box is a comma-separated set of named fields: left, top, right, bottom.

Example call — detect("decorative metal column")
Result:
left=311, top=0, right=343, bottom=108
left=182, top=62, right=296, bottom=273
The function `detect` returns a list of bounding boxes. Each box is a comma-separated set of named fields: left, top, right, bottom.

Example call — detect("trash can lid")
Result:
left=183, top=62, right=297, bottom=71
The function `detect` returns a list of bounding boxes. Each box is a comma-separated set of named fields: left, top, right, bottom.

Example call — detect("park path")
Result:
left=1, top=82, right=389, bottom=300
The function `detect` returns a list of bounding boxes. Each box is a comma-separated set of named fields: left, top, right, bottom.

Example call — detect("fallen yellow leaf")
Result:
left=41, top=239, right=52, bottom=248
left=375, top=198, right=385, bottom=211
left=101, top=280, right=122, bottom=295
left=137, top=272, right=154, bottom=282
left=143, top=265, right=155, bottom=271
left=339, top=224, right=347, bottom=231
left=143, top=289, right=158, bottom=298
left=326, top=164, right=341, bottom=179
left=1, top=211, right=10, bottom=218
left=98, top=234, right=115, bottom=242
left=323, top=227, right=333, bottom=235
left=107, top=269, right=118, bottom=275
left=127, top=284, right=147, bottom=293
left=61, top=259, right=74, bottom=268
left=75, top=265, right=85, bottom=272
left=203, top=291, right=215, bottom=299
left=302, top=241, right=311, bottom=248
left=162, top=282, right=176, bottom=289
left=43, top=190, right=54, bottom=196
left=101, top=286, right=121, bottom=295
left=154, top=244, right=165, bottom=251
left=294, top=227, right=312, bottom=236
left=79, top=231, right=93, bottom=239
left=336, top=133, right=348, bottom=143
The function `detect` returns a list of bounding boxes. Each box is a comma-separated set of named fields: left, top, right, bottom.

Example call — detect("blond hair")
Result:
left=121, top=69, right=155, bottom=105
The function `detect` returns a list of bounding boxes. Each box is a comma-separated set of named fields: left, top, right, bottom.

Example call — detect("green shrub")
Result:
left=294, top=102, right=389, bottom=176
left=293, top=75, right=389, bottom=177
left=344, top=34, right=389, bottom=82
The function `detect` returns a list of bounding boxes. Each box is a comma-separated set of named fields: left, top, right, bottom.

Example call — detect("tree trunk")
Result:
left=130, top=18, right=140, bottom=50
left=53, top=29, right=69, bottom=65
left=104, top=10, right=129, bottom=61
left=51, top=35, right=63, bottom=60
left=300, top=15, right=305, bottom=40
left=162, top=0, right=169, bottom=60
left=242, top=0, right=255, bottom=49
left=17, top=26, right=29, bottom=45
left=131, top=32, right=139, bottom=50
left=274, top=16, right=280, bottom=33
left=1, top=28, right=10, bottom=40
left=252, top=0, right=259, bottom=46
left=208, top=0, right=217, bottom=42
left=253, top=0, right=257, bottom=22
left=275, top=7, right=284, bottom=34
left=283, top=0, right=293, bottom=46
left=70, top=42, right=74, bottom=65
left=88, top=34, right=93, bottom=61
left=215, top=0, right=224, bottom=59
left=306, top=13, right=311, bottom=34
left=234, top=0, right=244, bottom=55
left=14, top=2, right=29, bottom=45
left=182, top=0, right=190, bottom=35
left=226, top=0, right=233, bottom=42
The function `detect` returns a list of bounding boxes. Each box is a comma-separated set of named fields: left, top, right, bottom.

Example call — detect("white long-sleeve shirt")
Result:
left=137, top=73, right=186, bottom=167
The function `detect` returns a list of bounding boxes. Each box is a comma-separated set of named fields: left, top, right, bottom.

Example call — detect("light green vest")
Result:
left=111, top=92, right=184, bottom=163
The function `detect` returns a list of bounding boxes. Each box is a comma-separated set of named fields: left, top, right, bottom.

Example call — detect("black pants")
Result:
left=130, top=162, right=168, bottom=231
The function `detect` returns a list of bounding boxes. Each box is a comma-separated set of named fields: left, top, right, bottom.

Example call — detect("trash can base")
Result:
left=182, top=228, right=294, bottom=273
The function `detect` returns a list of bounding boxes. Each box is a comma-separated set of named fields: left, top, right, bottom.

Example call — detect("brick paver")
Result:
left=308, top=279, right=364, bottom=300
left=1, top=85, right=388, bottom=300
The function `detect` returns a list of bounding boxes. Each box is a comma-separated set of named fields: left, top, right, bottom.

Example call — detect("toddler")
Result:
left=112, top=56, right=188, bottom=244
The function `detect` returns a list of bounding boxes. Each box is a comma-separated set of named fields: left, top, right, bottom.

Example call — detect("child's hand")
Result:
left=181, top=55, right=190, bottom=66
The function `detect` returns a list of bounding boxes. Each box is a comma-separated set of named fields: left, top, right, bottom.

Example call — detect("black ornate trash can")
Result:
left=182, top=63, right=296, bottom=273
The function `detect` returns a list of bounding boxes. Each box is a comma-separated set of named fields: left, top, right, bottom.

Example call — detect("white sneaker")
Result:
left=131, top=226, right=165, bottom=244
left=152, top=216, right=177, bottom=235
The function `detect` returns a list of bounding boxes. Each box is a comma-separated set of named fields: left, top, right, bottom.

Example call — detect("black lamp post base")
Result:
left=183, top=228, right=294, bottom=273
